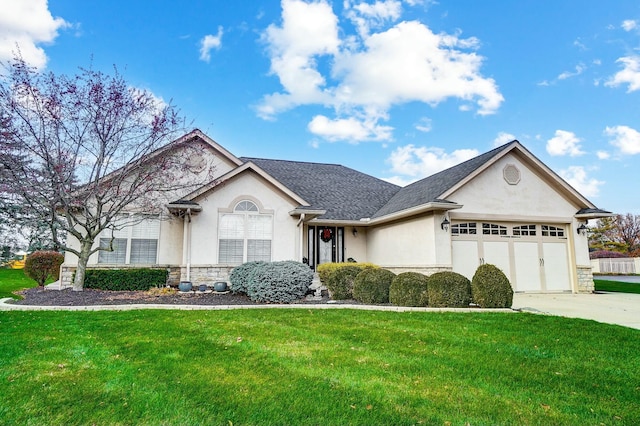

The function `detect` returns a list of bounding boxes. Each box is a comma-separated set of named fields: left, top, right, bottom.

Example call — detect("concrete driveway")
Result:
left=513, top=292, right=640, bottom=330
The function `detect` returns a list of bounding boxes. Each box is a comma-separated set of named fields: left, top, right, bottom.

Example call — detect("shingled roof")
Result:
left=240, top=157, right=400, bottom=220
left=372, top=142, right=515, bottom=218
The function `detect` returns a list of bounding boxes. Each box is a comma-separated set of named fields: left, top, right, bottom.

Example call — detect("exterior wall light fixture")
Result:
left=441, top=216, right=450, bottom=231
left=576, top=223, right=588, bottom=235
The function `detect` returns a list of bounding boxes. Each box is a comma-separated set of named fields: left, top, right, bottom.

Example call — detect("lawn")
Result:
left=0, top=309, right=638, bottom=425
left=0, top=268, right=38, bottom=299
left=594, top=278, right=640, bottom=294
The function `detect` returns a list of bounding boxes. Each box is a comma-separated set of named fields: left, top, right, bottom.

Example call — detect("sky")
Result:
left=2, top=0, right=640, bottom=215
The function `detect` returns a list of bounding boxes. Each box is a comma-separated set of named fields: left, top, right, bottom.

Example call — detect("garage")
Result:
left=451, top=221, right=572, bottom=292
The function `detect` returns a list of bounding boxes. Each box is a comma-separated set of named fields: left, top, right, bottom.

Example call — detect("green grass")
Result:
left=0, top=309, right=638, bottom=425
left=594, top=279, right=640, bottom=294
left=0, top=268, right=38, bottom=299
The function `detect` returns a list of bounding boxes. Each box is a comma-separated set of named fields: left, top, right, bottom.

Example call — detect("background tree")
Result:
left=589, top=213, right=640, bottom=256
left=0, top=57, right=213, bottom=290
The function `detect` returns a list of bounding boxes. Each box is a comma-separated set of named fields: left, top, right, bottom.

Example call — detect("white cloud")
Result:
left=493, top=132, right=516, bottom=147
left=199, top=26, right=224, bottom=62
left=559, top=166, right=603, bottom=198
left=605, top=56, right=640, bottom=92
left=596, top=151, right=610, bottom=160
left=558, top=63, right=585, bottom=80
left=605, top=125, right=640, bottom=154
left=307, top=114, right=393, bottom=142
left=415, top=117, right=432, bottom=133
left=546, top=130, right=585, bottom=157
left=385, top=144, right=479, bottom=185
left=622, top=19, right=638, bottom=31
left=258, top=0, right=503, bottom=143
left=0, top=0, right=69, bottom=69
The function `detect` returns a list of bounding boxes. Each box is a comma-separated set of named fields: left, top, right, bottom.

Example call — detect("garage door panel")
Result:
left=483, top=241, right=511, bottom=280
left=452, top=240, right=479, bottom=281
left=543, top=242, right=571, bottom=291
left=513, top=242, right=542, bottom=292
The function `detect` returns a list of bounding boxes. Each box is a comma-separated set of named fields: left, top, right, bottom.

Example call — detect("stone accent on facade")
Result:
left=577, top=266, right=594, bottom=293
left=180, top=265, right=235, bottom=287
left=382, top=266, right=453, bottom=276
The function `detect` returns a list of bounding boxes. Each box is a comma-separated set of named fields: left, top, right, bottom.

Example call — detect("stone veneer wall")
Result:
left=382, top=266, right=452, bottom=275
left=180, top=265, right=235, bottom=286
left=576, top=265, right=595, bottom=293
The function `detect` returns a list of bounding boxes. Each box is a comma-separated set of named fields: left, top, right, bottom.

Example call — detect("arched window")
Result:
left=218, top=200, right=272, bottom=264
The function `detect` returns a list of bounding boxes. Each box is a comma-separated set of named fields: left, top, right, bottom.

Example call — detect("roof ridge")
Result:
left=241, top=156, right=343, bottom=167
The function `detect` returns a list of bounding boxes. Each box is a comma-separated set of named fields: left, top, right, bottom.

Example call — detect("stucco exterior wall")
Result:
left=367, top=215, right=434, bottom=267
left=189, top=170, right=300, bottom=265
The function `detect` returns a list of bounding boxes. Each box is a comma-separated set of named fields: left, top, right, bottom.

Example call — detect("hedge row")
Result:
left=83, top=268, right=168, bottom=291
left=320, top=263, right=513, bottom=308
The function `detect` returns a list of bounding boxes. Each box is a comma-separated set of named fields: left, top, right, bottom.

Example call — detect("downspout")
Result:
left=297, top=213, right=306, bottom=262
left=186, top=208, right=192, bottom=282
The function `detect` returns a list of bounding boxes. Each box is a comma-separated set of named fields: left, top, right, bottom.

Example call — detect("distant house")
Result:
left=62, top=129, right=611, bottom=293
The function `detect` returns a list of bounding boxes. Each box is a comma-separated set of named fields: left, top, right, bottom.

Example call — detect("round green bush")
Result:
left=247, top=261, right=313, bottom=303
left=471, top=264, right=514, bottom=308
left=24, top=251, right=64, bottom=286
left=389, top=272, right=429, bottom=307
left=352, top=268, right=396, bottom=304
left=229, top=261, right=266, bottom=294
left=325, top=265, right=364, bottom=300
left=427, top=271, right=471, bottom=308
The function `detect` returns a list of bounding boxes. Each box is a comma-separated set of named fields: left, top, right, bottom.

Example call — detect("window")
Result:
left=542, top=225, right=565, bottom=237
left=451, top=222, right=477, bottom=235
left=513, top=224, right=536, bottom=236
left=219, top=200, right=272, bottom=264
left=98, top=214, right=160, bottom=264
left=482, top=223, right=507, bottom=235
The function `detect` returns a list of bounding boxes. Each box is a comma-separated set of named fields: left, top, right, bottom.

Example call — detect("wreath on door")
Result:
left=320, top=228, right=333, bottom=242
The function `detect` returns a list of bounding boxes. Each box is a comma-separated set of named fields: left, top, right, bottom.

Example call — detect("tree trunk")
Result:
left=73, top=240, right=94, bottom=291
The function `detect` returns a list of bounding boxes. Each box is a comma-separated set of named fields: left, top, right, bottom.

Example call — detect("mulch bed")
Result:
left=9, top=287, right=334, bottom=306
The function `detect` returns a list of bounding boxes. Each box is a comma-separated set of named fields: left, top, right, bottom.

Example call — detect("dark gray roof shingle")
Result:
left=241, top=157, right=400, bottom=220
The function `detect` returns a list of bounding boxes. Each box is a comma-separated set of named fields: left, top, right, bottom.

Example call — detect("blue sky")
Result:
left=2, top=0, right=640, bottom=214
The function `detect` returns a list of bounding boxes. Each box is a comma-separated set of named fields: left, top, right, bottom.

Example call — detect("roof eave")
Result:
left=366, top=201, right=463, bottom=225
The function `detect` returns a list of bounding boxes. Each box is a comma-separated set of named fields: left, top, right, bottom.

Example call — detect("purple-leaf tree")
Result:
left=0, top=57, right=213, bottom=290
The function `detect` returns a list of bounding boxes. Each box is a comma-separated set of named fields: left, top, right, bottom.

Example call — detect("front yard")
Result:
left=0, top=309, right=638, bottom=425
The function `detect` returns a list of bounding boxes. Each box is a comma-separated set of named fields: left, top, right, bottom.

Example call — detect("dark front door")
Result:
left=308, top=226, right=344, bottom=269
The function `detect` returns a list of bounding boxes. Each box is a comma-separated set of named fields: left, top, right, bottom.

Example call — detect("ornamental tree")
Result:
left=0, top=56, right=213, bottom=290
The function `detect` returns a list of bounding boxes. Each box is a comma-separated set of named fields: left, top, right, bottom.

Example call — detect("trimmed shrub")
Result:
left=24, top=251, right=64, bottom=286
left=246, top=261, right=313, bottom=303
left=353, top=268, right=396, bottom=304
left=325, top=265, right=362, bottom=300
left=229, top=261, right=267, bottom=294
left=317, top=262, right=378, bottom=285
left=471, top=264, right=514, bottom=308
left=84, top=268, right=168, bottom=291
left=427, top=271, right=471, bottom=308
left=389, top=272, right=429, bottom=307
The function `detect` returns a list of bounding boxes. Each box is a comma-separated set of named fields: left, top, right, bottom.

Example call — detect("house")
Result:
left=61, top=129, right=612, bottom=293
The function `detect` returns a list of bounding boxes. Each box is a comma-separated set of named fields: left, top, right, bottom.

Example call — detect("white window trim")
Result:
left=218, top=199, right=274, bottom=265
left=98, top=214, right=161, bottom=265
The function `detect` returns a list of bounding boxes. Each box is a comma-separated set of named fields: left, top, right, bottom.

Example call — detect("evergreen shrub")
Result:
left=471, top=264, right=514, bottom=308
left=24, top=251, right=64, bottom=286
left=246, top=261, right=313, bottom=303
left=352, top=268, right=396, bottom=304
left=427, top=271, right=471, bottom=308
left=229, top=261, right=266, bottom=294
left=325, top=265, right=362, bottom=300
left=389, top=272, right=429, bottom=307
left=317, top=262, right=378, bottom=284
left=84, top=268, right=168, bottom=291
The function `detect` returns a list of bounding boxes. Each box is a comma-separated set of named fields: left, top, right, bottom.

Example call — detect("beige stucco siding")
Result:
left=367, top=215, right=434, bottom=266
left=189, top=170, right=300, bottom=265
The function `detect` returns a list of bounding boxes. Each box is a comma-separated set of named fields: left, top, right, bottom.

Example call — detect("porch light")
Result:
left=352, top=227, right=358, bottom=237
left=441, top=217, right=450, bottom=231
left=576, top=223, right=588, bottom=236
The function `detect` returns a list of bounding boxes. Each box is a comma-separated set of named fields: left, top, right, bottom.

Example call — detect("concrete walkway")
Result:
left=2, top=292, right=639, bottom=330
left=513, top=292, right=640, bottom=330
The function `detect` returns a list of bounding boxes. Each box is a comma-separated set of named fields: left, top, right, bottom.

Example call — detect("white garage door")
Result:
left=451, top=221, right=572, bottom=292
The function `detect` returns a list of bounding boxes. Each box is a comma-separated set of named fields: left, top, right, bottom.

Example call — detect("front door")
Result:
left=307, top=226, right=344, bottom=269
